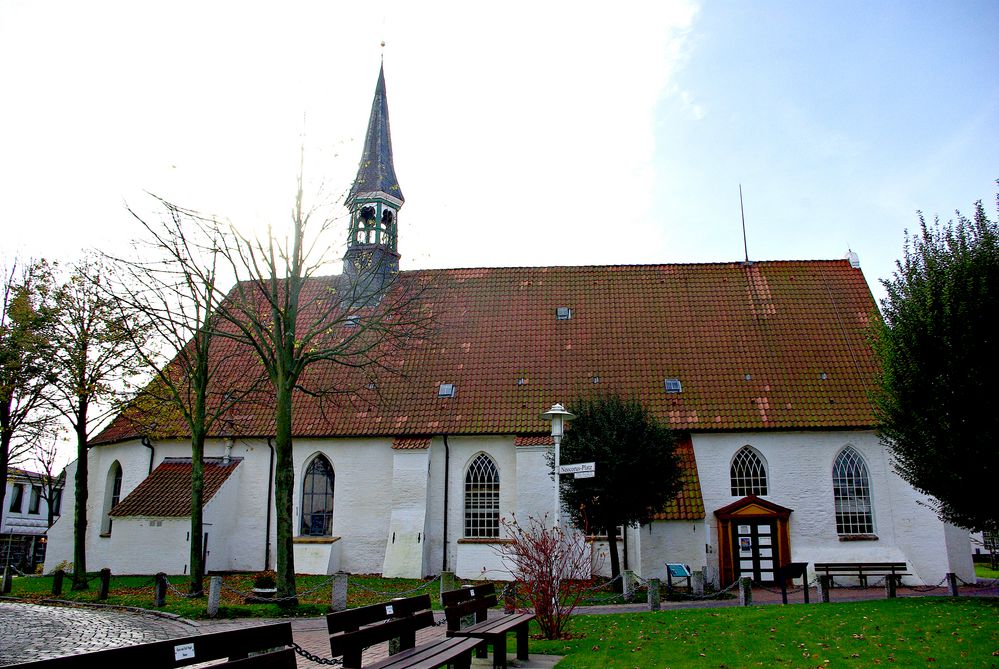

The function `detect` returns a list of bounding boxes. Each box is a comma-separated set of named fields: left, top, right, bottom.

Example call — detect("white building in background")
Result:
left=3, top=467, right=62, bottom=572
left=44, top=65, right=973, bottom=587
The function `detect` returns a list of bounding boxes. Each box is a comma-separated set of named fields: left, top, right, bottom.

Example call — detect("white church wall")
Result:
left=633, top=521, right=707, bottom=582
left=202, top=461, right=244, bottom=573
left=111, top=518, right=189, bottom=574
left=382, top=448, right=431, bottom=578
left=448, top=436, right=518, bottom=580
left=423, top=439, right=447, bottom=576
left=514, top=446, right=554, bottom=525
left=294, top=437, right=396, bottom=575
left=690, top=430, right=971, bottom=585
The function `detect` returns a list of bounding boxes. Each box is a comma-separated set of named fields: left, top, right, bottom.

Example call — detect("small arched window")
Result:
left=730, top=446, right=768, bottom=496
left=101, top=461, right=123, bottom=535
left=832, top=447, right=874, bottom=535
left=301, top=455, right=335, bottom=536
left=464, top=453, right=500, bottom=538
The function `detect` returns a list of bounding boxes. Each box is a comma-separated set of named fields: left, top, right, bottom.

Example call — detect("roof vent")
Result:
left=744, top=373, right=752, bottom=381
left=555, top=306, right=572, bottom=321
left=845, top=249, right=861, bottom=269
left=592, top=375, right=601, bottom=384
left=664, top=378, right=683, bottom=394
left=820, top=372, right=828, bottom=380
left=516, top=377, right=527, bottom=386
left=438, top=383, right=456, bottom=398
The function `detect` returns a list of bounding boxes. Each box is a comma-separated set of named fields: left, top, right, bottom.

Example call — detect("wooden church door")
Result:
left=731, top=520, right=779, bottom=584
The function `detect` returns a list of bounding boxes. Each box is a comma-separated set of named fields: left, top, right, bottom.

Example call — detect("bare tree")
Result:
left=213, top=165, right=433, bottom=599
left=22, top=436, right=66, bottom=529
left=49, top=257, right=147, bottom=589
left=0, top=259, right=57, bottom=517
left=108, top=197, right=265, bottom=595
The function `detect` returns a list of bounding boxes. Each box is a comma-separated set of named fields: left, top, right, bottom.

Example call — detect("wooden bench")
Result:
left=442, top=583, right=534, bottom=669
left=10, top=621, right=296, bottom=669
left=326, top=594, right=481, bottom=669
left=813, top=562, right=909, bottom=587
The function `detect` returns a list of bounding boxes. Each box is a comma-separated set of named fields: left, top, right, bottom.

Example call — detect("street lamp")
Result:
left=542, top=403, right=575, bottom=527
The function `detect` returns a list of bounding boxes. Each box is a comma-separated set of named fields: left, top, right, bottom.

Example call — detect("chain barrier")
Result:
left=349, top=574, right=442, bottom=598
left=292, top=642, right=343, bottom=666
left=756, top=577, right=820, bottom=595
left=955, top=574, right=999, bottom=589
left=904, top=575, right=950, bottom=593
left=664, top=577, right=742, bottom=601
left=828, top=576, right=888, bottom=590
left=162, top=576, right=206, bottom=599
left=216, top=574, right=338, bottom=602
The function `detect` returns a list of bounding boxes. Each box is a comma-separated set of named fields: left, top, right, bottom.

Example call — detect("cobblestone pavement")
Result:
left=0, top=601, right=195, bottom=666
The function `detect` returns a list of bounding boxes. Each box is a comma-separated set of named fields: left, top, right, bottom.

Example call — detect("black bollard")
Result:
left=98, top=568, right=111, bottom=600
left=154, top=572, right=167, bottom=607
left=52, top=569, right=64, bottom=596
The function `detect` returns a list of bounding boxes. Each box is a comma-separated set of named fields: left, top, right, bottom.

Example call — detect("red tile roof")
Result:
left=95, top=260, right=879, bottom=444
left=110, top=458, right=241, bottom=518
left=514, top=435, right=555, bottom=447
left=393, top=437, right=431, bottom=450
left=654, top=435, right=704, bottom=520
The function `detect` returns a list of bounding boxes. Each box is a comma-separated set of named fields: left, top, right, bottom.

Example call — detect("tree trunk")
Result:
left=606, top=524, right=623, bottom=593
left=273, top=382, right=297, bottom=602
left=0, top=424, right=10, bottom=525
left=189, top=428, right=206, bottom=596
left=71, top=422, right=88, bottom=590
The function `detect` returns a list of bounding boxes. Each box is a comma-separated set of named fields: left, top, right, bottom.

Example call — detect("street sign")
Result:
left=573, top=471, right=595, bottom=479
left=558, top=462, right=595, bottom=475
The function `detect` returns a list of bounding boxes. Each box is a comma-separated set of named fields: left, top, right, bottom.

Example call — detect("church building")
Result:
left=44, top=66, right=973, bottom=587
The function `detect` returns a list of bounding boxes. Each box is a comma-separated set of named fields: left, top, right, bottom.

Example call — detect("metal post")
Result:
left=818, top=575, right=831, bottom=603
left=647, top=578, right=660, bottom=611
left=802, top=574, right=810, bottom=604
left=884, top=577, right=896, bottom=599
left=622, top=570, right=635, bottom=602
left=332, top=572, right=348, bottom=611
left=207, top=576, right=222, bottom=618
left=553, top=432, right=562, bottom=527
left=947, top=572, right=959, bottom=597
left=738, top=577, right=752, bottom=606
left=1, top=565, right=11, bottom=594
left=97, top=568, right=111, bottom=600
left=52, top=569, right=64, bottom=596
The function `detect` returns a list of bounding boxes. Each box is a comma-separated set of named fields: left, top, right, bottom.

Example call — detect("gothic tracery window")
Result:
left=730, top=446, right=768, bottom=496
left=832, top=447, right=875, bottom=535
left=464, top=453, right=500, bottom=538
left=301, top=455, right=335, bottom=537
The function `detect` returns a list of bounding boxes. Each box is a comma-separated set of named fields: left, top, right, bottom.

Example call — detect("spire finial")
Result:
left=380, top=40, right=385, bottom=62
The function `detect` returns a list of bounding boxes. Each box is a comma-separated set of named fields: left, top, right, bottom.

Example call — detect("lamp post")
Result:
left=542, top=403, right=575, bottom=528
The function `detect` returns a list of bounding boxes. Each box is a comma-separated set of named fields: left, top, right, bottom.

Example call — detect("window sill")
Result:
left=838, top=534, right=879, bottom=541
left=458, top=538, right=513, bottom=545
left=99, top=533, right=111, bottom=538
left=294, top=536, right=340, bottom=544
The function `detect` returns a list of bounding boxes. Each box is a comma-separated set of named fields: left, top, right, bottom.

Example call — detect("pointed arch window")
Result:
left=832, top=447, right=875, bottom=535
left=101, top=461, right=123, bottom=535
left=301, top=455, right=335, bottom=537
left=730, top=446, right=768, bottom=496
left=464, top=454, right=500, bottom=538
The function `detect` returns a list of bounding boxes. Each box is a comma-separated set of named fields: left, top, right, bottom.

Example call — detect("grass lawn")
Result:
left=525, top=597, right=999, bottom=668
left=976, top=562, right=999, bottom=580
left=5, top=572, right=455, bottom=618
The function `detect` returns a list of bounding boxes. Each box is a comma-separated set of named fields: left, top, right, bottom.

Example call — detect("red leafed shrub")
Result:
left=498, top=514, right=596, bottom=639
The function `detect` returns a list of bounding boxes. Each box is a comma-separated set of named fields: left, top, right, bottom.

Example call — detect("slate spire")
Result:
left=343, top=63, right=403, bottom=298
left=348, top=63, right=404, bottom=205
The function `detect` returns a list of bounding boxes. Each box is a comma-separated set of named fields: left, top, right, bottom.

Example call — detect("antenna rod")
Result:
left=739, top=184, right=749, bottom=263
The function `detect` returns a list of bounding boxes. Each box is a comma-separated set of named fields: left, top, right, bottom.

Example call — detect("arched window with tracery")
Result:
left=730, top=446, right=768, bottom=496
left=101, top=461, right=123, bottom=535
left=300, top=454, right=335, bottom=536
left=832, top=447, right=875, bottom=535
left=464, top=453, right=500, bottom=538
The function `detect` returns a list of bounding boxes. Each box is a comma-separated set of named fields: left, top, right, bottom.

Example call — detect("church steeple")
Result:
left=344, top=63, right=403, bottom=280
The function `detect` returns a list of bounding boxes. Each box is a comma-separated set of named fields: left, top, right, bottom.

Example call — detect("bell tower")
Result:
left=343, top=63, right=404, bottom=291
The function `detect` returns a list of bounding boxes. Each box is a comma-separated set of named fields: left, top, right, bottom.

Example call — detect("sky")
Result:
left=2, top=1, right=998, bottom=463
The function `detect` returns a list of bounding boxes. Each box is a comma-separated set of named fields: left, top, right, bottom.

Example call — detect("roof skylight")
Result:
left=555, top=306, right=572, bottom=320
left=664, top=378, right=683, bottom=393
left=438, top=383, right=456, bottom=398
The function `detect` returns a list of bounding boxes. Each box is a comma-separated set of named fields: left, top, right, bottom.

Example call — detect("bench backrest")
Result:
left=813, top=562, right=908, bottom=572
left=327, top=596, right=435, bottom=668
left=440, top=582, right=495, bottom=608
left=442, top=583, right=497, bottom=630
left=11, top=621, right=295, bottom=669
left=326, top=594, right=432, bottom=634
